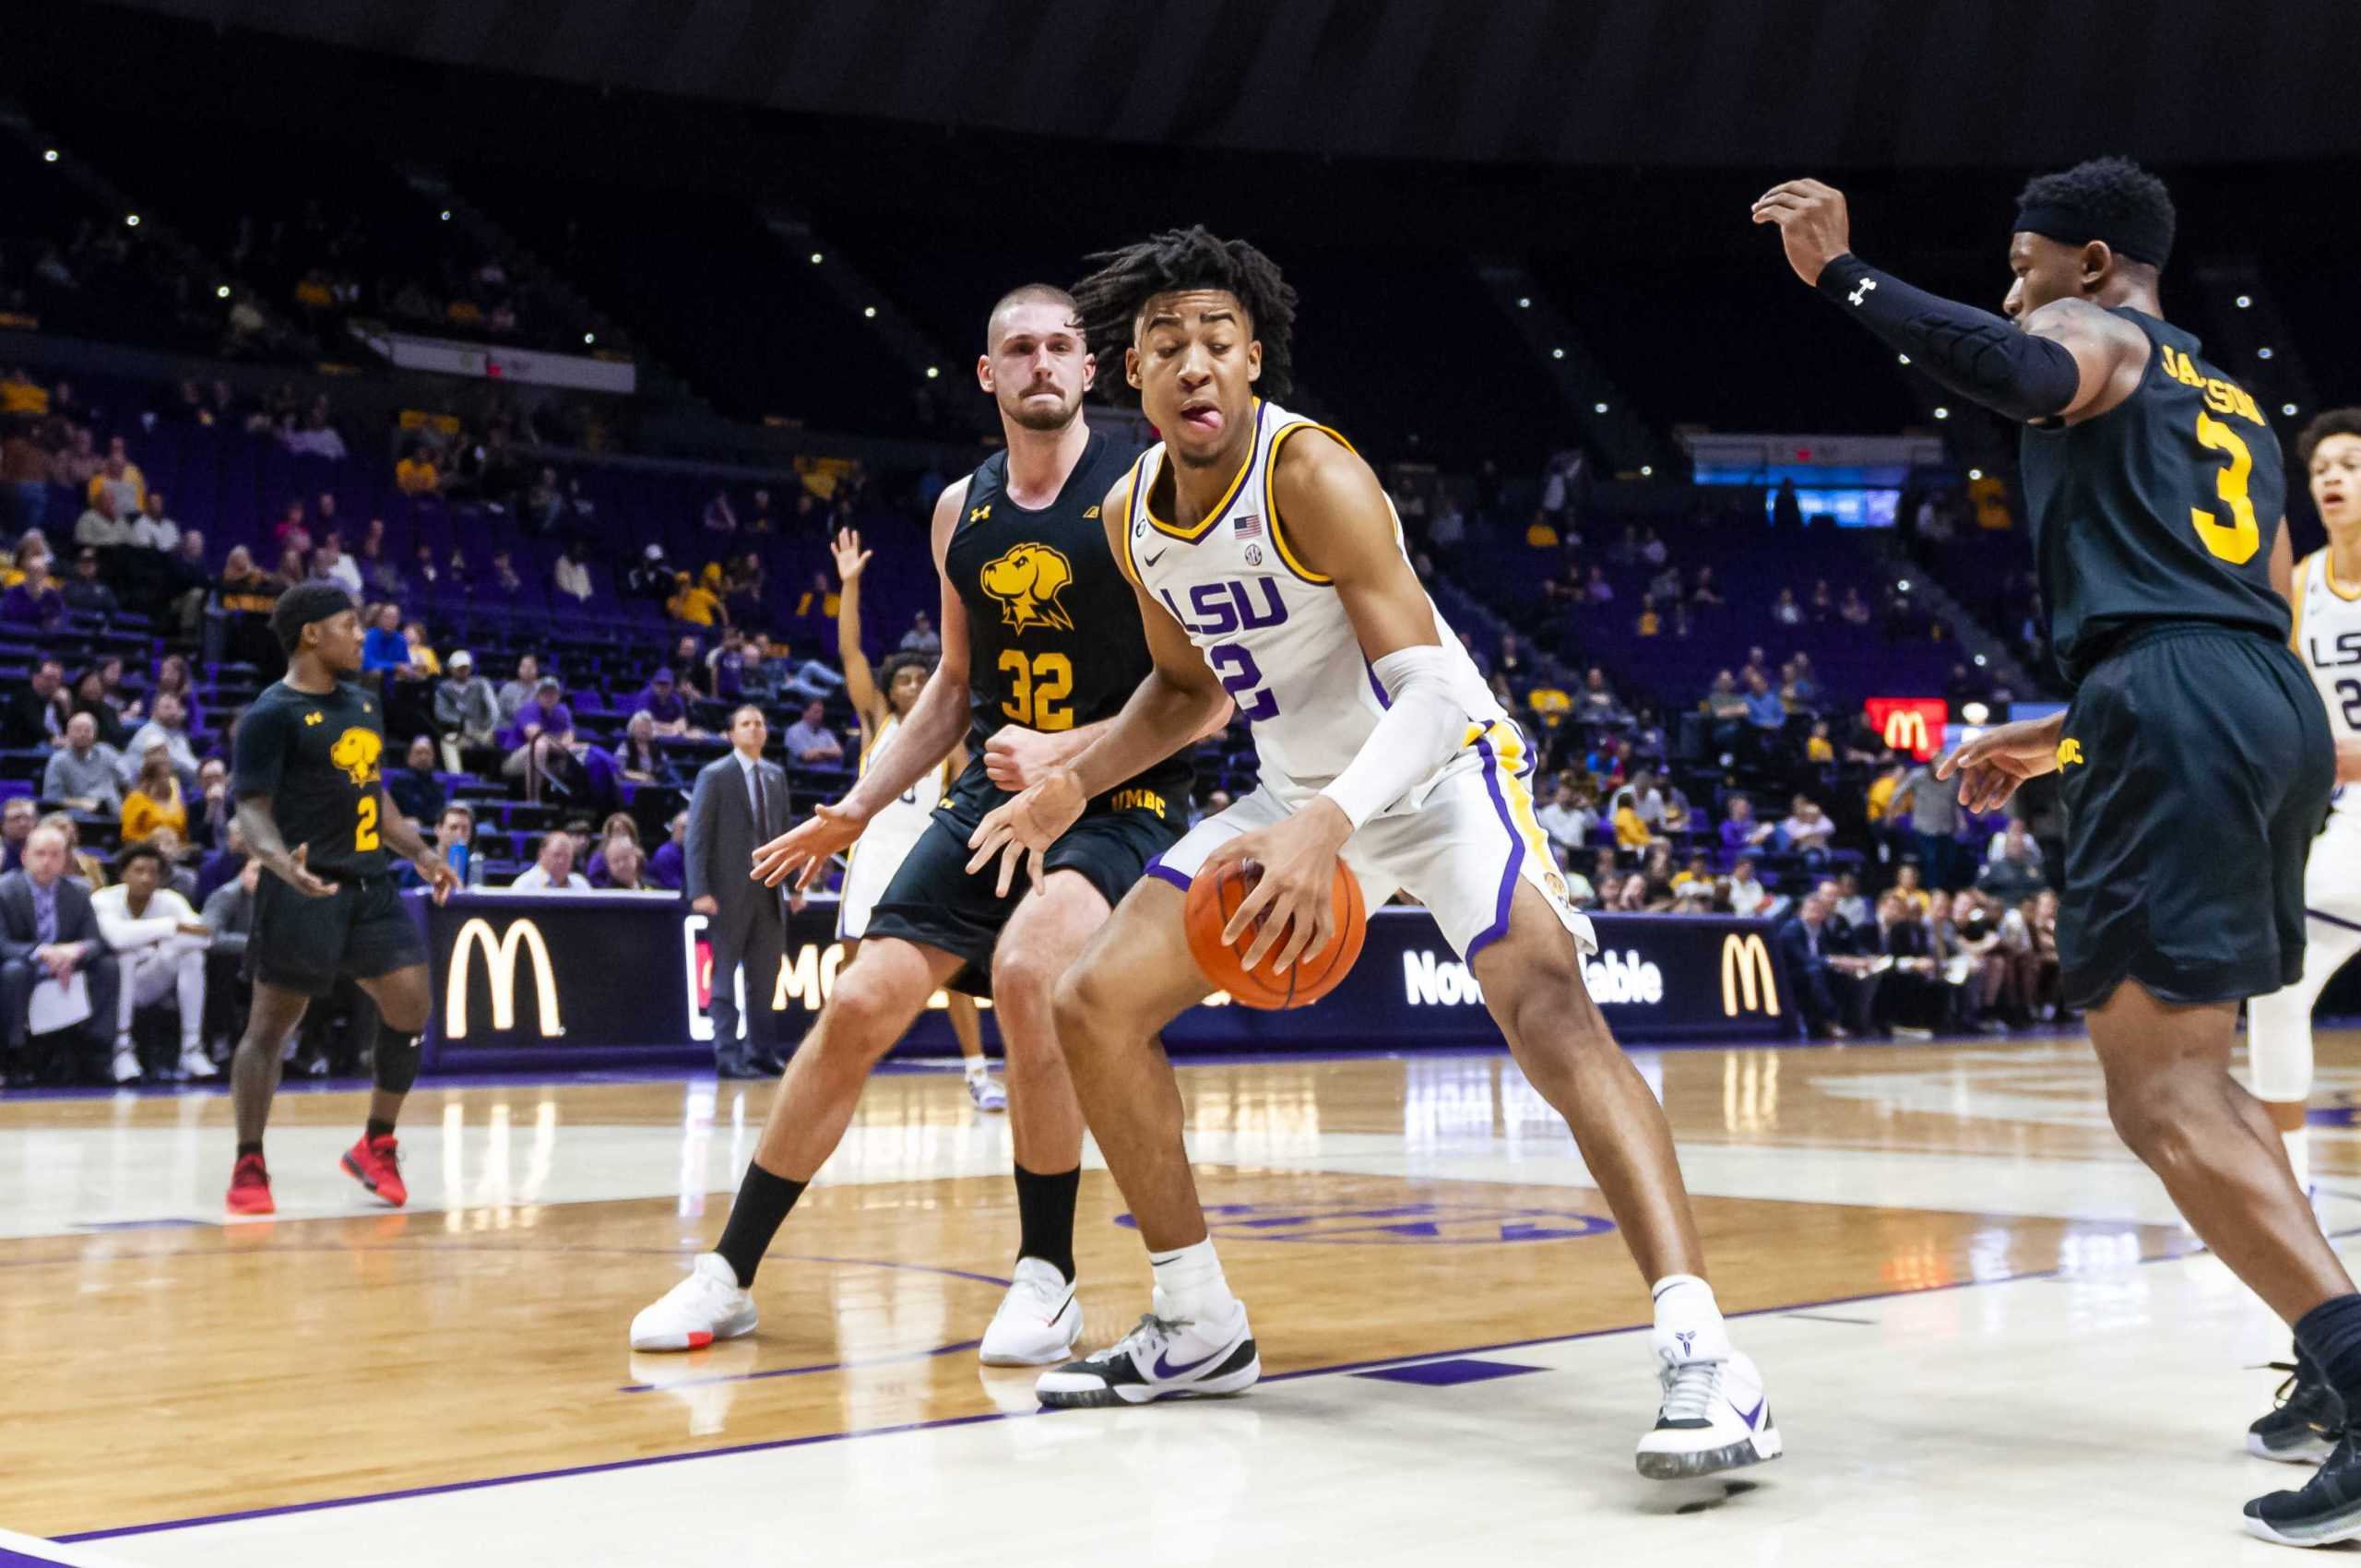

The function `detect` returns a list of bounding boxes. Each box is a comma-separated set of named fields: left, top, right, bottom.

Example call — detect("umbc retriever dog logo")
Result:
left=329, top=726, right=383, bottom=788
left=981, top=543, right=1075, bottom=633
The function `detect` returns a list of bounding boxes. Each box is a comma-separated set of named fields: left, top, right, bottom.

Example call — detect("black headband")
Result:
left=270, top=584, right=354, bottom=654
left=2013, top=200, right=2171, bottom=269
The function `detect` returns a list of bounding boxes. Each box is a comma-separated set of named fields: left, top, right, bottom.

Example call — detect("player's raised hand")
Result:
left=1201, top=798, right=1353, bottom=975
left=831, top=528, right=872, bottom=584
left=1935, top=718, right=2062, bottom=814
left=752, top=801, right=865, bottom=890
left=982, top=724, right=1071, bottom=790
left=414, top=850, right=463, bottom=907
left=965, top=766, right=1086, bottom=898
left=272, top=843, right=337, bottom=898
left=1750, top=179, right=1853, bottom=287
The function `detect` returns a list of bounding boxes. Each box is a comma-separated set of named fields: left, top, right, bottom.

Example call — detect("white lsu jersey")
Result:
left=1117, top=398, right=1502, bottom=805
left=859, top=713, right=953, bottom=836
left=2291, top=548, right=2361, bottom=821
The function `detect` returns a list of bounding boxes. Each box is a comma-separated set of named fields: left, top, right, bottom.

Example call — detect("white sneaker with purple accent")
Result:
left=1034, top=1288, right=1257, bottom=1407
left=1636, top=1349, right=1781, bottom=1479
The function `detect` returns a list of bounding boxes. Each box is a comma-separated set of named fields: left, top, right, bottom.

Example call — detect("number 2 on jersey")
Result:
left=355, top=793, right=380, bottom=852
left=999, top=650, right=1074, bottom=731
left=2191, top=411, right=2260, bottom=564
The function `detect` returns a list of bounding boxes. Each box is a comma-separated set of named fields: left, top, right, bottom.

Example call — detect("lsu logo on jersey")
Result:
left=329, top=727, right=383, bottom=788
left=981, top=543, right=1074, bottom=633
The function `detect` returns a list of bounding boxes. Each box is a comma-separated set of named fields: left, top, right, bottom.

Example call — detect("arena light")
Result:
left=1640, top=465, right=1654, bottom=477
left=1517, top=296, right=1531, bottom=308
left=583, top=332, right=595, bottom=345
left=1961, top=701, right=1990, bottom=725
left=1897, top=353, right=1910, bottom=365
left=925, top=366, right=940, bottom=380
left=1967, top=468, right=1983, bottom=480
left=2236, top=294, right=2253, bottom=308
left=2258, top=346, right=2275, bottom=360
left=440, top=209, right=451, bottom=221
left=215, top=285, right=230, bottom=299
left=125, top=214, right=139, bottom=228
left=809, top=252, right=824, bottom=265
left=42, top=148, right=58, bottom=163
left=1973, top=654, right=1987, bottom=667
left=1932, top=406, right=1950, bottom=420
left=862, top=306, right=877, bottom=319
left=1593, top=401, right=1608, bottom=414
left=1550, top=348, right=1565, bottom=360
left=1897, top=579, right=1912, bottom=592
left=2284, top=402, right=2300, bottom=416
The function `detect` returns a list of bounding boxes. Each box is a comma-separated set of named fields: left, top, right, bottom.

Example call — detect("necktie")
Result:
left=35, top=888, right=56, bottom=945
left=752, top=764, right=771, bottom=837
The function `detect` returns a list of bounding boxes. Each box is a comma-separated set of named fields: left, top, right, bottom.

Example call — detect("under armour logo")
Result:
left=969, top=505, right=991, bottom=522
left=1847, top=278, right=1878, bottom=307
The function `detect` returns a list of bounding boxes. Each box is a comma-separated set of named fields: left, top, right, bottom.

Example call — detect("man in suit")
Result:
left=686, top=706, right=791, bottom=1077
left=0, top=823, right=121, bottom=1084
left=1774, top=882, right=1880, bottom=1040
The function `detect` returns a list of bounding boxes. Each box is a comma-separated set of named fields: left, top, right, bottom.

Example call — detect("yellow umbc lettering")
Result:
left=1108, top=789, right=1168, bottom=816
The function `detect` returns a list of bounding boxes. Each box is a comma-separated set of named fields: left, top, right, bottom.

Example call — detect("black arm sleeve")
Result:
left=1815, top=255, right=2082, bottom=424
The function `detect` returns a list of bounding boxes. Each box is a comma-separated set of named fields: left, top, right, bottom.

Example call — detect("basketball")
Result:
left=1183, top=858, right=1367, bottom=1009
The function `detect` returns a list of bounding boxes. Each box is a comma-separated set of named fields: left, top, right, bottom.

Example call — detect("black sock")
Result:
left=2298, top=1339, right=2321, bottom=1383
left=1013, top=1164, right=1080, bottom=1283
left=2296, top=1295, right=2361, bottom=1411
left=714, top=1163, right=806, bottom=1288
left=236, top=1140, right=263, bottom=1160
left=364, top=1119, right=395, bottom=1142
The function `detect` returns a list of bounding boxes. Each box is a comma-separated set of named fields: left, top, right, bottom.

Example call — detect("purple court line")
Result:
left=618, top=1338, right=981, bottom=1394
left=66, top=1220, right=2361, bottom=1546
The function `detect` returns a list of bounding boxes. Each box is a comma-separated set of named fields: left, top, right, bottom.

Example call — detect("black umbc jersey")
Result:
left=946, top=429, right=1192, bottom=808
left=2022, top=306, right=2292, bottom=688
left=231, top=678, right=390, bottom=881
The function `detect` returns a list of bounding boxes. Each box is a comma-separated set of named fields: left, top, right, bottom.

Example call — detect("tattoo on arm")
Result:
left=376, top=787, right=433, bottom=861
left=234, top=796, right=292, bottom=868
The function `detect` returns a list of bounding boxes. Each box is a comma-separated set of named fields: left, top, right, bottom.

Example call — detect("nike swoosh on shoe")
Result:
left=1153, top=1340, right=1233, bottom=1379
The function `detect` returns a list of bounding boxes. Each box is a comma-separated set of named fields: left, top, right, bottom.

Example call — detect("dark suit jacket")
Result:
left=1774, top=915, right=1830, bottom=983
left=0, top=869, right=106, bottom=961
left=684, top=752, right=790, bottom=910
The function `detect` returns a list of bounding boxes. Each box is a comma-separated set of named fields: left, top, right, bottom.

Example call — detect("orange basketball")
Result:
left=1183, top=858, right=1366, bottom=1010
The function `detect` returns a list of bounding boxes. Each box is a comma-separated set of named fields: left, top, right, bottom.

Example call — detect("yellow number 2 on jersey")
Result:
left=997, top=650, right=1075, bottom=731
left=2192, top=410, right=2260, bottom=564
left=355, top=793, right=380, bottom=852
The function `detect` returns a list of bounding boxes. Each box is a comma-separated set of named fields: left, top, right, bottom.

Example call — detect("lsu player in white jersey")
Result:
left=967, top=228, right=1777, bottom=1479
left=2244, top=410, right=2361, bottom=1465
left=829, top=527, right=1003, bottom=1111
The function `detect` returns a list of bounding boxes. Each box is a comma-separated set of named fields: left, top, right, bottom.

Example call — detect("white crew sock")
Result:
left=965, top=1056, right=991, bottom=1085
left=1650, top=1273, right=1732, bottom=1365
left=1149, top=1238, right=1237, bottom=1324
left=2285, top=1127, right=2312, bottom=1194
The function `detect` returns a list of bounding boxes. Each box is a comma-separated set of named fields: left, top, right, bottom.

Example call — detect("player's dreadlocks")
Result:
left=2014, top=156, right=2177, bottom=270
left=1070, top=226, right=1298, bottom=406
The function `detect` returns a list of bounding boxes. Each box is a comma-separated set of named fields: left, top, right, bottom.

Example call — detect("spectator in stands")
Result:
left=4, top=659, right=70, bottom=747
left=510, top=832, right=588, bottom=892
left=1689, top=564, right=1725, bottom=608
left=427, top=804, right=485, bottom=891
left=670, top=634, right=709, bottom=698
left=1734, top=669, right=1781, bottom=736
left=433, top=650, right=500, bottom=766
left=1727, top=857, right=1770, bottom=918
left=362, top=602, right=411, bottom=675
left=0, top=823, right=119, bottom=1084
left=409, top=542, right=441, bottom=594
left=1831, top=871, right=1872, bottom=930
left=1720, top=793, right=1774, bottom=869
left=626, top=544, right=672, bottom=602
left=201, top=852, right=258, bottom=1055
left=1868, top=891, right=1942, bottom=1039
left=1638, top=526, right=1667, bottom=567
left=586, top=814, right=642, bottom=884
left=1809, top=579, right=1834, bottom=622
left=91, top=841, right=211, bottom=1083
left=42, top=714, right=121, bottom=816
left=387, top=737, right=445, bottom=831
left=2022, top=889, right=2061, bottom=1019
left=648, top=810, right=688, bottom=891
left=213, top=544, right=279, bottom=665
left=496, top=654, right=542, bottom=728
left=616, top=710, right=672, bottom=784
left=2, top=552, right=66, bottom=631
left=1536, top=778, right=1595, bottom=864
left=75, top=492, right=128, bottom=551
left=127, top=491, right=178, bottom=556
left=121, top=741, right=190, bottom=845
left=667, top=568, right=725, bottom=627
left=1839, top=585, right=1871, bottom=625
left=1780, top=795, right=1835, bottom=864
left=635, top=669, right=693, bottom=737
left=39, top=811, right=104, bottom=889
left=60, top=549, right=116, bottom=615
left=483, top=549, right=527, bottom=604
left=400, top=622, right=440, bottom=679
left=1576, top=667, right=1624, bottom=724
left=271, top=502, right=312, bottom=555
left=1786, top=655, right=1821, bottom=709
left=313, top=533, right=362, bottom=597
left=2, top=418, right=50, bottom=537
left=395, top=441, right=440, bottom=495
left=1583, top=565, right=1614, bottom=606
left=1776, top=885, right=1877, bottom=1039
left=504, top=678, right=572, bottom=757
left=1700, top=671, right=1750, bottom=751
left=599, top=839, right=650, bottom=891
left=1636, top=596, right=1662, bottom=637
left=125, top=694, right=199, bottom=783
left=783, top=698, right=844, bottom=766
left=525, top=469, right=564, bottom=534
left=900, top=610, right=941, bottom=655
left=1610, top=787, right=1654, bottom=850
left=283, top=405, right=347, bottom=461
left=191, top=761, right=233, bottom=855
left=1982, top=818, right=2047, bottom=901
left=89, top=438, right=146, bottom=524
left=1, top=798, right=33, bottom=874
left=742, top=489, right=777, bottom=534
left=68, top=669, right=127, bottom=753
left=552, top=543, right=592, bottom=605
left=1891, top=861, right=1930, bottom=915
left=702, top=489, right=740, bottom=534
left=150, top=657, right=199, bottom=734
left=1891, top=759, right=1964, bottom=891
left=357, top=536, right=402, bottom=600
left=1805, top=719, right=1835, bottom=764
left=706, top=626, right=750, bottom=703
left=725, top=552, right=765, bottom=621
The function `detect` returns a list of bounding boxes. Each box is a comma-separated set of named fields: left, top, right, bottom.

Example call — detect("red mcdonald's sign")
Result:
left=1863, top=697, right=1949, bottom=761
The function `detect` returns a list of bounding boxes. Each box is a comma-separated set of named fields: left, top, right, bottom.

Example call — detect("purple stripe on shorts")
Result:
left=1465, top=731, right=1524, bottom=963
left=1145, top=858, right=1192, bottom=894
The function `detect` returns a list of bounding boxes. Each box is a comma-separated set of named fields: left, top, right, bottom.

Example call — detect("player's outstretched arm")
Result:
left=1934, top=711, right=2068, bottom=814
left=232, top=795, right=335, bottom=897
left=377, top=784, right=460, bottom=904
left=832, top=527, right=882, bottom=745
left=1751, top=178, right=2142, bottom=423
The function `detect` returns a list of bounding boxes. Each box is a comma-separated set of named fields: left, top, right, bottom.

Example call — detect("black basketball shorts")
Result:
left=248, top=872, right=430, bottom=998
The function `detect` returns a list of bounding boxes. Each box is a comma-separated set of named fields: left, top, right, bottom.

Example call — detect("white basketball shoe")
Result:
left=1035, top=1289, right=1258, bottom=1407
left=979, top=1257, right=1082, bottom=1366
left=628, top=1253, right=759, bottom=1351
left=1636, top=1348, right=1781, bottom=1479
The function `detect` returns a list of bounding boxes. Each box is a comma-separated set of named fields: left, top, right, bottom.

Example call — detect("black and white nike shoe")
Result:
left=1035, top=1290, right=1258, bottom=1408
left=2247, top=1426, right=2361, bottom=1547
left=2250, top=1361, right=2343, bottom=1466
left=1636, top=1349, right=1782, bottom=1479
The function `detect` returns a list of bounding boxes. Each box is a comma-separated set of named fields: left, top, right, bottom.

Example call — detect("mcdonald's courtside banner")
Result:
left=421, top=894, right=1794, bottom=1068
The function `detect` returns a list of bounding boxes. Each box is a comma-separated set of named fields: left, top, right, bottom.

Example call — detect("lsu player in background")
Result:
left=967, top=228, right=1777, bottom=1480
left=2247, top=409, right=2361, bottom=1467
left=829, top=525, right=1003, bottom=1111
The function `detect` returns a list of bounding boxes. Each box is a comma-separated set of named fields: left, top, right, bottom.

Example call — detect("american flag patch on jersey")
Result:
left=1234, top=513, right=1264, bottom=540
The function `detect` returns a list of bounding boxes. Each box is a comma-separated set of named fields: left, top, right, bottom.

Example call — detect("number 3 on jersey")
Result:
left=2192, top=411, right=2260, bottom=564
left=355, top=794, right=379, bottom=851
left=999, top=650, right=1074, bottom=731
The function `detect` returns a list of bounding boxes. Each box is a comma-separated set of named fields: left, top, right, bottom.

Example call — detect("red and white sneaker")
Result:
left=227, top=1153, right=275, bottom=1216
left=340, top=1133, right=409, bottom=1207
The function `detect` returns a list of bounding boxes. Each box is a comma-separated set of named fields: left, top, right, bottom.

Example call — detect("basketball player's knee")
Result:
left=2100, top=1061, right=2206, bottom=1162
left=815, top=964, right=916, bottom=1068
left=991, top=944, right=1061, bottom=1023
left=1051, top=960, right=1121, bottom=1049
